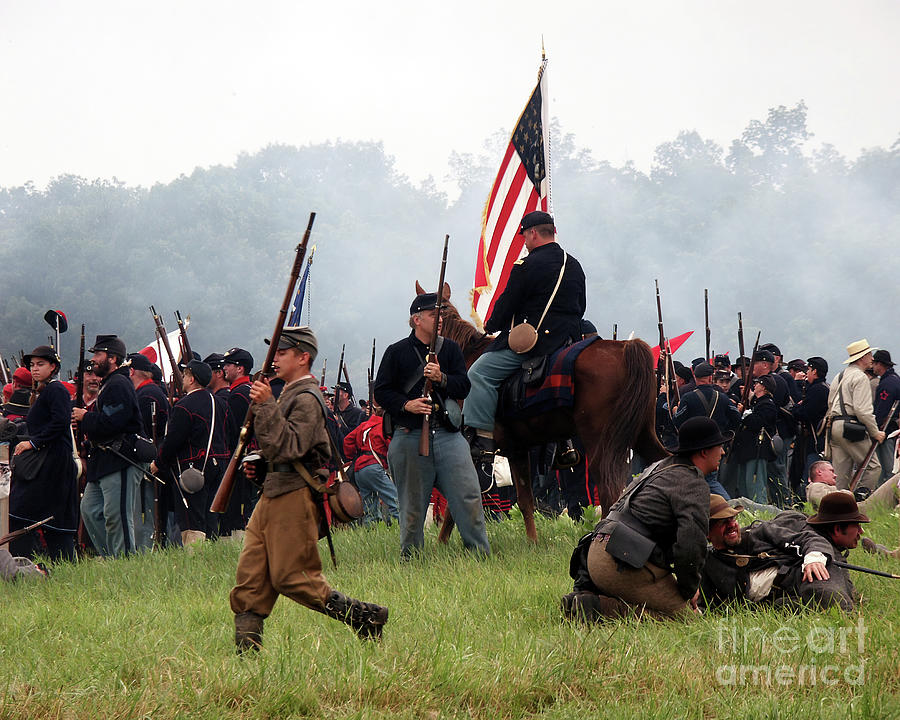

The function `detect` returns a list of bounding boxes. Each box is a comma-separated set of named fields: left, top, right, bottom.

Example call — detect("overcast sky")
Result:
left=1, top=0, right=898, bottom=194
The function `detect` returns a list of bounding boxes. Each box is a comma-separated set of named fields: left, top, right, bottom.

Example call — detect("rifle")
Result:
left=320, top=359, right=327, bottom=388
left=150, top=306, right=183, bottom=397
left=704, top=289, right=710, bottom=360
left=175, top=310, right=192, bottom=362
left=737, top=313, right=747, bottom=384
left=654, top=281, right=679, bottom=415
left=210, top=211, right=316, bottom=513
left=0, top=356, right=8, bottom=385
left=612, top=324, right=617, bottom=341
left=334, top=344, right=346, bottom=405
left=739, top=331, right=762, bottom=411
left=149, top=399, right=164, bottom=549
left=655, top=280, right=665, bottom=397
left=0, top=516, right=54, bottom=547
left=833, top=559, right=900, bottom=580
left=368, top=338, right=376, bottom=417
left=342, top=362, right=351, bottom=385
left=848, top=399, right=899, bottom=492
left=419, top=235, right=449, bottom=457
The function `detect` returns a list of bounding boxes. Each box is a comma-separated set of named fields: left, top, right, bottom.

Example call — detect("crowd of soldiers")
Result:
left=2, top=209, right=898, bottom=644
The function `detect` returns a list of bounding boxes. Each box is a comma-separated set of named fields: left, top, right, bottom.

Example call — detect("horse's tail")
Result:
left=592, top=339, right=659, bottom=504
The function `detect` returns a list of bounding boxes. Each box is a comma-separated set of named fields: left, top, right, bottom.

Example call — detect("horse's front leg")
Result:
left=508, top=453, right=537, bottom=542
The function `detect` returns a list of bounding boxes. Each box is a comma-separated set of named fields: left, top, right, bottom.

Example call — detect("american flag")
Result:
left=288, top=245, right=315, bottom=326
left=472, top=58, right=550, bottom=326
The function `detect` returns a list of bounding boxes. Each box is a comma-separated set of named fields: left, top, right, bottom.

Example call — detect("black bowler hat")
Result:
left=181, top=360, right=212, bottom=387
left=518, top=210, right=555, bottom=234
left=23, top=345, right=60, bottom=367
left=807, top=492, right=870, bottom=525
left=203, top=352, right=225, bottom=371
left=873, top=349, right=894, bottom=367
left=89, top=334, right=127, bottom=358
left=128, top=353, right=155, bottom=373
left=753, top=349, right=775, bottom=364
left=759, top=343, right=782, bottom=357
left=223, top=347, right=253, bottom=371
left=674, top=417, right=733, bottom=453
left=410, top=293, right=438, bottom=315
left=807, top=356, right=828, bottom=376
left=694, top=362, right=715, bottom=379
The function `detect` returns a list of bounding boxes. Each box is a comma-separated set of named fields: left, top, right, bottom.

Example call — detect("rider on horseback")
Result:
left=463, top=210, right=586, bottom=456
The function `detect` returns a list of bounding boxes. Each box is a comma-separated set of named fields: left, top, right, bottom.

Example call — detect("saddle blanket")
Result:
left=516, top=335, right=600, bottom=417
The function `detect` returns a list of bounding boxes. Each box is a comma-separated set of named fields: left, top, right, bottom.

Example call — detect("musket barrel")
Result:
left=210, top=211, right=316, bottom=513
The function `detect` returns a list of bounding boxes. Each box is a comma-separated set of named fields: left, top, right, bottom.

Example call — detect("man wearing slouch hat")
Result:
left=825, top=339, right=885, bottom=499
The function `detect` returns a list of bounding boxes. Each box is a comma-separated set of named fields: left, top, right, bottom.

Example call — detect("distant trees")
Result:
left=1, top=107, right=898, bottom=376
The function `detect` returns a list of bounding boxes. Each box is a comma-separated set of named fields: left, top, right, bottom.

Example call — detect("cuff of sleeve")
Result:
left=802, top=551, right=828, bottom=571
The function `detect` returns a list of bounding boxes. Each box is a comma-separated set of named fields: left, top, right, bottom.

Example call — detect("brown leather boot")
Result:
left=234, top=611, right=264, bottom=653
left=322, top=591, right=389, bottom=640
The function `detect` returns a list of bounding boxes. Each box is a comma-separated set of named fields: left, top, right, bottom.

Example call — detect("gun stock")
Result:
left=848, top=400, right=899, bottom=492
left=211, top=212, right=316, bottom=513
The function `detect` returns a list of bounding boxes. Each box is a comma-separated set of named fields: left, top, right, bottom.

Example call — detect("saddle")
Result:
left=497, top=355, right=550, bottom=418
left=496, top=335, right=600, bottom=420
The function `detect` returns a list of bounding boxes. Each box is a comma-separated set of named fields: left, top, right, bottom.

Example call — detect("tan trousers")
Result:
left=829, top=424, right=881, bottom=492
left=586, top=537, right=693, bottom=618
left=229, top=487, right=331, bottom=618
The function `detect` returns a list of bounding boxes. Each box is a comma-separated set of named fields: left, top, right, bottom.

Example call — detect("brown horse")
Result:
left=416, top=282, right=668, bottom=541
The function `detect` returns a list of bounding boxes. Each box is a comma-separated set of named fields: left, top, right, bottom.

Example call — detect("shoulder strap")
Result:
left=534, top=252, right=568, bottom=333
left=405, top=337, right=444, bottom=395
left=297, top=388, right=347, bottom=482
left=694, top=386, right=718, bottom=418
left=200, top=392, right=216, bottom=473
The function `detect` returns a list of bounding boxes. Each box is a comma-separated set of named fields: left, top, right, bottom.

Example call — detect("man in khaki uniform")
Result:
left=825, top=339, right=885, bottom=497
left=229, top=327, right=388, bottom=651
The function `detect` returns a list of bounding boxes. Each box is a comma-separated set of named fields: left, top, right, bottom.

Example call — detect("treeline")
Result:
left=1, top=102, right=898, bottom=380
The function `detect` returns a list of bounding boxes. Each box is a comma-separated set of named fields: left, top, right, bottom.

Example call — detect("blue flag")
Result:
left=288, top=246, right=315, bottom=326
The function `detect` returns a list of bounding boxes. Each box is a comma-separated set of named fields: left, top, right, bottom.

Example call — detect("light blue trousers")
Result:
left=387, top=427, right=490, bottom=557
left=463, top=349, right=523, bottom=431
left=80, top=465, right=142, bottom=557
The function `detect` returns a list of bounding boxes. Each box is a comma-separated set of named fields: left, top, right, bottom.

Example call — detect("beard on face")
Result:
left=93, top=357, right=111, bottom=378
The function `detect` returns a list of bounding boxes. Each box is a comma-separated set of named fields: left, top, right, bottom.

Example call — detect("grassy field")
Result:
left=1, top=505, right=899, bottom=720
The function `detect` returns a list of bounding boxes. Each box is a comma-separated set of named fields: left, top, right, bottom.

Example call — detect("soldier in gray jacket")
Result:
left=700, top=492, right=868, bottom=611
left=562, top=417, right=728, bottom=621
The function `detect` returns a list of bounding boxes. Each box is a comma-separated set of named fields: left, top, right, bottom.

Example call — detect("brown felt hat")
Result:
left=807, top=492, right=870, bottom=525
left=710, top=494, right=742, bottom=520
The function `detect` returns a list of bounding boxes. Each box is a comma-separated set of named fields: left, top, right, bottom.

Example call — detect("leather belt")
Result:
left=271, top=463, right=296, bottom=473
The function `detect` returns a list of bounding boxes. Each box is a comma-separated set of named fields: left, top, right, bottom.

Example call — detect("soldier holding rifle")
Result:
left=230, top=327, right=389, bottom=650
left=373, top=292, right=490, bottom=559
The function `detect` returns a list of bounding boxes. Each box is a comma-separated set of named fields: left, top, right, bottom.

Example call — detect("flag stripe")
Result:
left=471, top=60, right=550, bottom=326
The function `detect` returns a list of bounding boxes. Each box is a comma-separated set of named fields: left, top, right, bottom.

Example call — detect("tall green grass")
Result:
left=2, top=506, right=898, bottom=719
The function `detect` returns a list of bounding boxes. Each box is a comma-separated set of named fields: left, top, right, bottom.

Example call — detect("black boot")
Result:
left=463, top=426, right=496, bottom=462
left=234, top=611, right=264, bottom=653
left=323, top=591, right=389, bottom=640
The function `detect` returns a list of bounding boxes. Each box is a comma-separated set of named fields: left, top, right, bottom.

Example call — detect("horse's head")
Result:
left=413, top=280, right=492, bottom=366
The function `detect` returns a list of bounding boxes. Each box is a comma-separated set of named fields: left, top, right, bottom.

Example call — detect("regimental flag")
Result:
left=288, top=245, right=316, bottom=327
left=471, top=58, right=551, bottom=327
left=650, top=331, right=694, bottom=368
